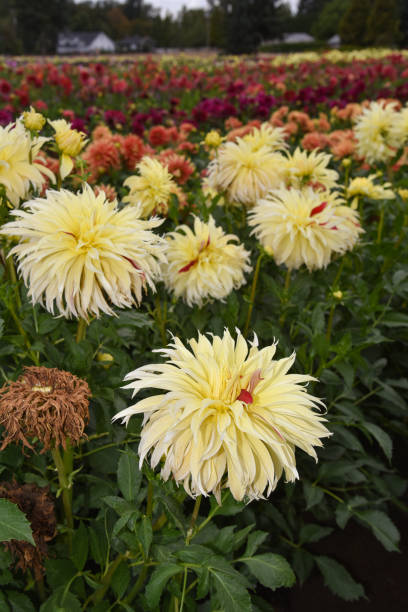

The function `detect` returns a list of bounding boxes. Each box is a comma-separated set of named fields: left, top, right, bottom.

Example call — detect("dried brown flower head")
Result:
left=0, top=481, right=56, bottom=580
left=0, top=366, right=90, bottom=452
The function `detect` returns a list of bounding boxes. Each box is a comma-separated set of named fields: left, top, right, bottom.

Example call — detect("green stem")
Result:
left=179, top=568, right=188, bottom=612
left=279, top=268, right=291, bottom=327
left=7, top=302, right=39, bottom=365
left=51, top=446, right=73, bottom=552
left=6, top=255, right=21, bottom=310
left=155, top=294, right=167, bottom=345
left=91, top=553, right=129, bottom=605
left=76, top=318, right=87, bottom=343
left=146, top=481, right=154, bottom=518
left=123, top=564, right=149, bottom=605
left=377, top=205, right=385, bottom=244
left=36, top=576, right=46, bottom=602
left=186, top=495, right=202, bottom=544
left=326, top=304, right=335, bottom=343
left=243, top=252, right=264, bottom=338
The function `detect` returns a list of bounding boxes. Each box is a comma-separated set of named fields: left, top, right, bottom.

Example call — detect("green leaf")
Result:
left=103, top=496, right=137, bottom=516
left=117, top=450, right=142, bottom=502
left=299, top=524, right=333, bottom=544
left=363, top=422, right=393, bottom=460
left=156, top=493, right=186, bottom=534
left=209, top=559, right=252, bottom=612
left=111, top=560, right=131, bottom=600
left=0, top=499, right=34, bottom=545
left=138, top=515, right=153, bottom=557
left=356, top=509, right=400, bottom=552
left=6, top=591, right=35, bottom=612
left=303, top=482, right=324, bottom=510
left=315, top=555, right=365, bottom=601
left=71, top=521, right=88, bottom=571
left=176, top=544, right=214, bottom=565
left=40, top=586, right=82, bottom=612
left=45, top=558, right=77, bottom=590
left=145, top=563, right=182, bottom=609
left=241, top=553, right=295, bottom=590
left=244, top=531, right=268, bottom=557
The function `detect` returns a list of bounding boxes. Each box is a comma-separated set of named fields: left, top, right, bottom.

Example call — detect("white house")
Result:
left=57, top=31, right=115, bottom=54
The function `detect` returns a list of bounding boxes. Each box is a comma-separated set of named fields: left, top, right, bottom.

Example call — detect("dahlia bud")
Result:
left=204, top=130, right=223, bottom=148
left=333, top=290, right=343, bottom=299
left=23, top=107, right=46, bottom=132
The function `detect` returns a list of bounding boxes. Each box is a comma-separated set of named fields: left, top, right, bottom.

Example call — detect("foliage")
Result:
left=365, top=0, right=401, bottom=47
left=311, top=0, right=351, bottom=41
left=339, top=0, right=372, bottom=46
left=0, top=52, right=407, bottom=610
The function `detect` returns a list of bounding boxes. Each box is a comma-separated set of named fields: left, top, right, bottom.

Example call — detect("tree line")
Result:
left=0, top=0, right=406, bottom=55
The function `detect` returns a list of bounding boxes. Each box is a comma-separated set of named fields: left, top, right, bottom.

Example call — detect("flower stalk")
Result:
left=244, top=251, right=264, bottom=338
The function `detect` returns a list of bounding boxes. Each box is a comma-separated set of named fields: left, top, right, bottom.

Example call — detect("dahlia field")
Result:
left=0, top=51, right=407, bottom=611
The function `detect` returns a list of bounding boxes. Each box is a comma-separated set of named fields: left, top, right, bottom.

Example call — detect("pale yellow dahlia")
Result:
left=284, top=148, right=339, bottom=190
left=243, top=123, right=288, bottom=152
left=163, top=215, right=251, bottom=307
left=389, top=105, right=408, bottom=148
left=248, top=187, right=362, bottom=271
left=22, top=107, right=46, bottom=132
left=113, top=329, right=330, bottom=502
left=346, top=175, right=395, bottom=206
left=1, top=184, right=166, bottom=319
left=0, top=121, right=52, bottom=207
left=49, top=119, right=87, bottom=179
left=123, top=157, right=177, bottom=217
left=354, top=101, right=400, bottom=164
left=206, top=138, right=284, bottom=206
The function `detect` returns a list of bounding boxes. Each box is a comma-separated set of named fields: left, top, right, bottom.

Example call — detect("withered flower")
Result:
left=0, top=366, right=90, bottom=452
left=0, top=481, right=56, bottom=580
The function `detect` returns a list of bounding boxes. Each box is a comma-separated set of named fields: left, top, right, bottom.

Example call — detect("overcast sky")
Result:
left=150, top=1, right=299, bottom=16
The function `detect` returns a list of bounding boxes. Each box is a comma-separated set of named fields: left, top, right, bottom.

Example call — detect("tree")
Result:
left=295, top=0, right=330, bottom=33
left=365, top=0, right=401, bottom=47
left=15, top=0, right=72, bottom=53
left=312, top=0, right=351, bottom=41
left=339, top=0, right=371, bottom=46
left=217, top=0, right=279, bottom=54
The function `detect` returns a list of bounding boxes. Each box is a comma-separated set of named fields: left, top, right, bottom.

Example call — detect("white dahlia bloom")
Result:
left=0, top=121, right=53, bottom=207
left=248, top=187, right=363, bottom=271
left=206, top=138, right=285, bottom=206
left=163, top=215, right=251, bottom=307
left=243, top=123, right=288, bottom=152
left=284, top=148, right=339, bottom=190
left=354, top=101, right=400, bottom=164
left=114, top=329, right=331, bottom=502
left=123, top=157, right=177, bottom=217
left=1, top=184, right=166, bottom=319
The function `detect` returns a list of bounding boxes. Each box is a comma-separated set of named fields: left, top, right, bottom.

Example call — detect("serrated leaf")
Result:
left=241, top=553, right=295, bottom=590
left=103, top=496, right=137, bottom=516
left=176, top=544, right=214, bottom=565
left=111, top=560, right=131, bottom=599
left=315, top=555, right=365, bottom=601
left=71, top=521, right=88, bottom=571
left=40, top=586, right=82, bottom=612
left=45, top=559, right=77, bottom=590
left=299, top=524, right=333, bottom=544
left=335, top=504, right=351, bottom=529
left=138, top=516, right=153, bottom=557
left=364, top=422, right=392, bottom=461
left=6, top=590, right=35, bottom=612
left=292, top=550, right=314, bottom=585
left=0, top=499, right=34, bottom=545
left=244, top=531, right=268, bottom=557
left=209, top=559, right=252, bottom=612
left=156, top=493, right=186, bottom=534
left=356, top=509, right=400, bottom=552
left=145, top=563, right=182, bottom=609
left=117, top=451, right=142, bottom=502
left=303, top=482, right=324, bottom=510
left=196, top=567, right=210, bottom=599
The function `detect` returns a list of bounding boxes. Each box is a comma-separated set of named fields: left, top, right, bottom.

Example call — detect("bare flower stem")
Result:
left=244, top=252, right=264, bottom=338
left=186, top=495, right=202, bottom=545
left=75, top=318, right=88, bottom=343
left=377, top=205, right=385, bottom=244
left=279, top=268, right=291, bottom=327
left=51, top=445, right=73, bottom=553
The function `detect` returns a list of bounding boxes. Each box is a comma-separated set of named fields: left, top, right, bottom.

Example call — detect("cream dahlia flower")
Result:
left=346, top=175, right=394, bottom=206
left=248, top=187, right=363, bottom=271
left=113, top=329, right=331, bottom=502
left=284, top=148, right=339, bottom=190
left=207, top=138, right=284, bottom=206
left=243, top=123, right=288, bottom=152
left=354, top=101, right=400, bottom=164
left=1, top=184, right=166, bottom=319
left=0, top=121, right=53, bottom=207
left=123, top=157, right=177, bottom=217
left=389, top=105, right=408, bottom=148
left=163, top=215, right=251, bottom=307
left=49, top=119, right=87, bottom=180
